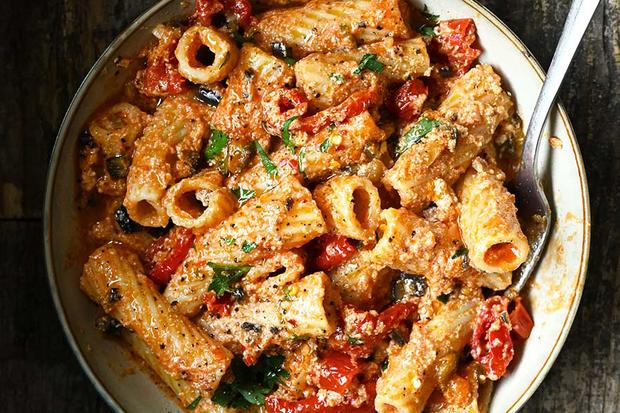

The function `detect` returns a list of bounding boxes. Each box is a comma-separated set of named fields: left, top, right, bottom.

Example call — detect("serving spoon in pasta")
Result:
left=505, top=0, right=600, bottom=298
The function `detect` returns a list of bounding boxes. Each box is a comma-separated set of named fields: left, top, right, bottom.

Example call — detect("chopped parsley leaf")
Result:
left=397, top=117, right=442, bottom=155
left=187, top=395, right=202, bottom=410
left=231, top=187, right=256, bottom=204
left=354, top=54, right=384, bottom=74
left=320, top=138, right=330, bottom=152
left=347, top=335, right=365, bottom=346
left=207, top=263, right=253, bottom=298
left=254, top=141, right=278, bottom=177
left=212, top=355, right=289, bottom=408
left=281, top=116, right=298, bottom=153
left=283, top=286, right=293, bottom=301
left=204, top=129, right=228, bottom=160
left=329, top=72, right=345, bottom=84
left=220, top=237, right=236, bottom=246
left=241, top=241, right=258, bottom=253
left=451, top=246, right=469, bottom=259
left=297, top=147, right=308, bottom=181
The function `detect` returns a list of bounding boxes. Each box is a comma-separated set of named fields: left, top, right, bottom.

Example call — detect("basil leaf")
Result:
left=297, top=147, right=308, bottom=181
left=186, top=395, right=202, bottom=410
left=281, top=116, right=298, bottom=153
left=451, top=246, right=469, bottom=259
left=353, top=54, right=384, bottom=74
left=207, top=263, right=253, bottom=298
left=205, top=129, right=228, bottom=160
left=422, top=5, right=439, bottom=24
left=320, top=138, right=330, bottom=152
left=254, top=141, right=278, bottom=177
left=418, top=25, right=436, bottom=37
left=329, top=73, right=345, bottom=84
left=231, top=187, right=256, bottom=204
left=241, top=241, right=258, bottom=253
left=397, top=117, right=442, bottom=154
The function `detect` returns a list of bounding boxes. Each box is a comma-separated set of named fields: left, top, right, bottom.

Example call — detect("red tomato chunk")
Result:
left=315, top=351, right=360, bottom=393
left=470, top=296, right=514, bottom=380
left=434, top=19, right=482, bottom=75
left=509, top=298, right=534, bottom=339
left=312, top=234, right=357, bottom=271
left=389, top=79, right=428, bottom=122
left=144, top=227, right=195, bottom=285
left=265, top=382, right=376, bottom=413
left=193, top=0, right=256, bottom=28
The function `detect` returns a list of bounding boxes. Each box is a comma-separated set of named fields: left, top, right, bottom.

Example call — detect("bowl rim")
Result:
left=43, top=0, right=591, bottom=412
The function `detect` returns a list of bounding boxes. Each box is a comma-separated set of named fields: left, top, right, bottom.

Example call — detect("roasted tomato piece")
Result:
left=265, top=382, right=376, bottom=413
left=434, top=19, right=481, bottom=75
left=471, top=296, right=514, bottom=380
left=315, top=351, right=360, bottom=393
left=312, top=234, right=357, bottom=271
left=193, top=0, right=224, bottom=26
left=509, top=298, right=534, bottom=340
left=144, top=226, right=195, bottom=285
left=225, top=0, right=256, bottom=28
left=203, top=291, right=233, bottom=316
left=388, top=79, right=428, bottom=122
left=329, top=302, right=417, bottom=358
left=136, top=27, right=187, bottom=97
left=294, top=90, right=378, bottom=134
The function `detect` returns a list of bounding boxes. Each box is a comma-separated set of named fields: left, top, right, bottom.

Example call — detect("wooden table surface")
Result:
left=1, top=0, right=618, bottom=411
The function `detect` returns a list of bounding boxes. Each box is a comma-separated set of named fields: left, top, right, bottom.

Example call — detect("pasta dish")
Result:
left=77, top=0, right=536, bottom=411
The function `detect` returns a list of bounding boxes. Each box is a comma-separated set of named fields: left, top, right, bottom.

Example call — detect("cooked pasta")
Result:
left=163, top=170, right=237, bottom=231
left=314, top=175, right=381, bottom=242
left=458, top=157, right=530, bottom=273
left=175, top=25, right=239, bottom=84
left=76, top=2, right=535, bottom=411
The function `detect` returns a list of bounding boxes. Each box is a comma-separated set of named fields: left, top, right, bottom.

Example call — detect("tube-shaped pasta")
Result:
left=209, top=44, right=295, bottom=157
left=254, top=0, right=412, bottom=57
left=375, top=291, right=481, bottom=413
left=80, top=245, right=232, bottom=393
left=164, top=176, right=326, bottom=316
left=314, top=175, right=381, bottom=242
left=122, top=332, right=233, bottom=413
left=175, top=25, right=239, bottom=84
left=458, top=157, right=529, bottom=273
left=371, top=208, right=478, bottom=289
left=124, top=94, right=210, bottom=227
left=425, top=363, right=486, bottom=413
left=383, top=64, right=513, bottom=211
left=199, top=272, right=339, bottom=364
left=163, top=170, right=237, bottom=232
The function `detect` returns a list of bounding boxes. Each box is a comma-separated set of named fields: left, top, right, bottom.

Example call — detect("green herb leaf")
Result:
left=187, top=395, right=202, bottom=410
left=451, top=246, right=469, bottom=259
left=212, top=355, right=289, bottom=408
left=232, top=31, right=255, bottom=47
left=231, top=187, right=256, bottom=204
left=397, top=117, right=442, bottom=154
left=207, top=263, right=253, bottom=298
left=220, top=237, right=236, bottom=246
left=353, top=54, right=384, bottom=75
left=422, top=5, right=439, bottom=24
left=281, top=116, right=298, bottom=153
left=320, top=138, right=330, bottom=152
left=347, top=335, right=365, bottom=346
left=329, top=72, right=345, bottom=84
left=284, top=57, right=296, bottom=65
left=418, top=25, right=436, bottom=37
left=283, top=286, right=293, bottom=301
left=297, top=147, right=308, bottom=181
left=437, top=293, right=451, bottom=304
left=380, top=359, right=389, bottom=371
left=242, top=241, right=258, bottom=253
left=205, top=129, right=228, bottom=160
left=254, top=141, right=278, bottom=177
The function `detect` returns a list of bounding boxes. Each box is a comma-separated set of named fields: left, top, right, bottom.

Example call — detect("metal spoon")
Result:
left=504, top=0, right=600, bottom=299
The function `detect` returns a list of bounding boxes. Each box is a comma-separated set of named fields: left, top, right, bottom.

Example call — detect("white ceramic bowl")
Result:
left=44, top=0, right=591, bottom=411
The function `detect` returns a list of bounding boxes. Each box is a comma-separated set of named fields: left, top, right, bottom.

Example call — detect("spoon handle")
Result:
left=519, top=0, right=601, bottom=178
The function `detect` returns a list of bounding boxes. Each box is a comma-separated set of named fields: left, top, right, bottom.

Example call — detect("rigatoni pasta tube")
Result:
left=175, top=25, right=239, bottom=84
left=164, top=176, right=326, bottom=316
left=80, top=245, right=232, bottom=393
left=314, top=175, right=381, bottom=242
left=375, top=291, right=481, bottom=413
left=163, top=170, right=236, bottom=232
left=383, top=64, right=513, bottom=211
left=458, top=157, right=529, bottom=273
left=124, top=94, right=209, bottom=227
left=254, top=0, right=412, bottom=57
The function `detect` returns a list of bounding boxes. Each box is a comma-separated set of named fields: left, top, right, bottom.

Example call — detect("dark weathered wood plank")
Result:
left=0, top=0, right=619, bottom=412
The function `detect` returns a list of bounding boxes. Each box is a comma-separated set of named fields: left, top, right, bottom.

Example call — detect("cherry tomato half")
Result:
left=144, top=226, right=195, bottom=285
left=470, top=296, right=514, bottom=380
left=434, top=19, right=482, bottom=75
left=389, top=79, right=428, bottom=122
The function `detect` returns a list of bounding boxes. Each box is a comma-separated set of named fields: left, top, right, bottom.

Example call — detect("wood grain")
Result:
left=0, top=0, right=618, bottom=412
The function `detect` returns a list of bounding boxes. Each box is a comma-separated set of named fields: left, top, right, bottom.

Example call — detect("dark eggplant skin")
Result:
left=196, top=87, right=222, bottom=107
left=391, top=273, right=427, bottom=302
